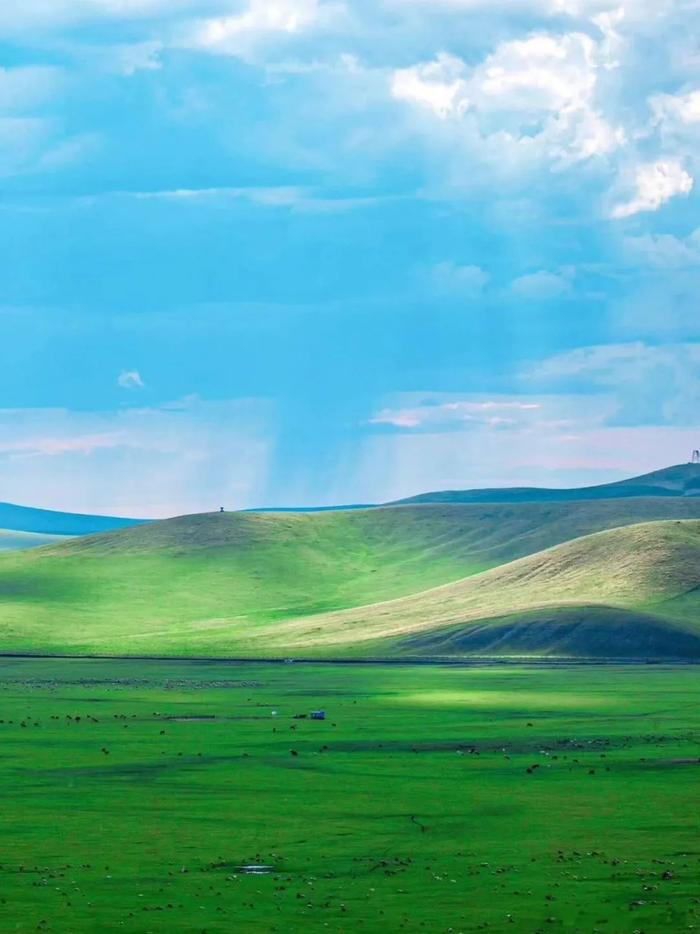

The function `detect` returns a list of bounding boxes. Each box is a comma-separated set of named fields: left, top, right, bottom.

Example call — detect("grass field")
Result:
left=1, top=658, right=699, bottom=933
left=2, top=501, right=700, bottom=658
left=263, top=520, right=700, bottom=657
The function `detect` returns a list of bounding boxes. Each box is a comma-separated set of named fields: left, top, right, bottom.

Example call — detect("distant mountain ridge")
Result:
left=0, top=502, right=148, bottom=536
left=389, top=463, right=700, bottom=506
left=2, top=463, right=699, bottom=541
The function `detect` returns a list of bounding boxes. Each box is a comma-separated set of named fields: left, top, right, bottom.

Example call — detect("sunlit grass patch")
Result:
left=384, top=688, right=612, bottom=710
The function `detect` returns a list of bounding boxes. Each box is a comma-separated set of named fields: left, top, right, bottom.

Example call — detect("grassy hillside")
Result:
left=0, top=501, right=147, bottom=536
left=393, top=462, right=700, bottom=505
left=258, top=520, right=700, bottom=658
left=1, top=500, right=700, bottom=657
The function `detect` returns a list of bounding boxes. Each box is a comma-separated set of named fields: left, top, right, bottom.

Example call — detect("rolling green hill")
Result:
left=254, top=520, right=700, bottom=658
left=2, top=498, right=700, bottom=657
left=392, top=462, right=700, bottom=505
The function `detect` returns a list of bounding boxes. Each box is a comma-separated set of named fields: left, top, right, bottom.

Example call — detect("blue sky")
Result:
left=1, top=0, right=699, bottom=516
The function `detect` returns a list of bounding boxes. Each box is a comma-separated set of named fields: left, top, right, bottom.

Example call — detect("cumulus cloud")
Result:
left=3, top=0, right=693, bottom=216
left=390, top=30, right=625, bottom=170
left=431, top=260, right=489, bottom=294
left=475, top=33, right=597, bottom=113
left=612, top=159, right=694, bottom=219
left=650, top=89, right=700, bottom=128
left=181, top=0, right=346, bottom=59
left=511, top=269, right=572, bottom=299
left=117, top=369, right=145, bottom=389
left=391, top=54, right=469, bottom=118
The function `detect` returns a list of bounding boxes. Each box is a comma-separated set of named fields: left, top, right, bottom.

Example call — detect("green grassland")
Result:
left=1, top=657, right=699, bottom=933
left=263, top=520, right=700, bottom=657
left=2, top=499, right=700, bottom=658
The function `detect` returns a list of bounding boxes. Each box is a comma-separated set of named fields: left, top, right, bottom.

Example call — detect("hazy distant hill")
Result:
left=0, top=530, right=66, bottom=552
left=0, top=502, right=147, bottom=536
left=390, top=463, right=700, bottom=506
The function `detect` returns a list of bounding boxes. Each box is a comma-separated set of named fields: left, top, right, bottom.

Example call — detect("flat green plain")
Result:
left=1, top=657, right=700, bottom=933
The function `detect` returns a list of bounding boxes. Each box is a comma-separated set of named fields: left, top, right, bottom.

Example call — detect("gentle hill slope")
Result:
left=0, top=501, right=147, bottom=536
left=392, top=462, right=700, bottom=506
left=2, top=500, right=700, bottom=657
left=255, top=520, right=700, bottom=658
left=42, top=496, right=700, bottom=566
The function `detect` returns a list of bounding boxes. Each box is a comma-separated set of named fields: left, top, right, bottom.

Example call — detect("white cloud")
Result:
left=391, top=53, right=470, bottom=118
left=624, top=228, right=700, bottom=267
left=133, top=185, right=306, bottom=205
left=471, top=30, right=626, bottom=165
left=107, top=41, right=163, bottom=75
left=531, top=341, right=651, bottom=380
left=127, top=185, right=390, bottom=213
left=117, top=370, right=145, bottom=389
left=431, top=260, right=489, bottom=294
left=476, top=33, right=596, bottom=112
left=612, top=159, right=694, bottom=218
left=370, top=396, right=542, bottom=430
left=390, top=31, right=625, bottom=170
left=384, top=0, right=636, bottom=15
left=650, top=89, right=700, bottom=127
left=182, top=0, right=346, bottom=59
left=511, top=269, right=572, bottom=299
left=529, top=342, right=700, bottom=427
